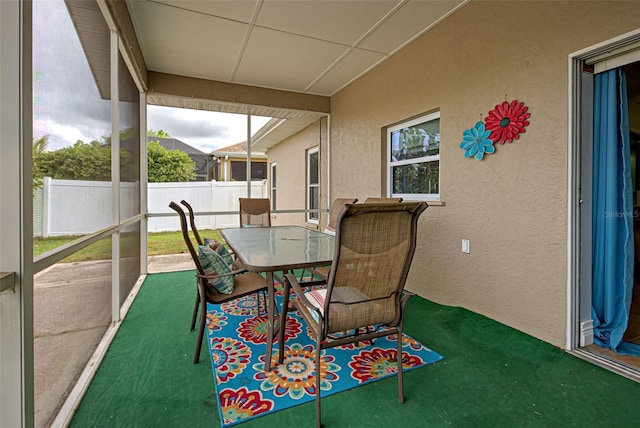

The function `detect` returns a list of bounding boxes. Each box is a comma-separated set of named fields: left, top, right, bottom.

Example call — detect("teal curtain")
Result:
left=591, top=68, right=640, bottom=356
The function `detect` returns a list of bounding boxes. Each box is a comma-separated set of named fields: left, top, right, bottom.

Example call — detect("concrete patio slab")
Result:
left=33, top=254, right=194, bottom=427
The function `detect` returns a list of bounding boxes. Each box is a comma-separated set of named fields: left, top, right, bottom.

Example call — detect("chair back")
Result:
left=180, top=200, right=203, bottom=245
left=239, top=198, right=271, bottom=227
left=169, top=201, right=206, bottom=278
left=323, top=202, right=427, bottom=333
left=170, top=202, right=268, bottom=364
left=324, top=198, right=358, bottom=234
left=364, top=197, right=403, bottom=203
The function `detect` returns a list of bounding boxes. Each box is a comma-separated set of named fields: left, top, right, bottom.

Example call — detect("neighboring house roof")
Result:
left=154, top=137, right=206, bottom=156
left=152, top=136, right=214, bottom=177
left=213, top=142, right=267, bottom=160
left=214, top=142, right=246, bottom=153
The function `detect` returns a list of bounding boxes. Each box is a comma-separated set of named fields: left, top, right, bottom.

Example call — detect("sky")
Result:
left=33, top=0, right=111, bottom=151
left=32, top=0, right=271, bottom=155
left=147, top=106, right=271, bottom=153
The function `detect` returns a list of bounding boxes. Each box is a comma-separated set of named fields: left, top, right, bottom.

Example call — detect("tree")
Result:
left=147, top=140, right=196, bottom=182
left=32, top=132, right=196, bottom=184
left=148, top=129, right=171, bottom=138
left=34, top=141, right=111, bottom=181
left=32, top=135, right=48, bottom=194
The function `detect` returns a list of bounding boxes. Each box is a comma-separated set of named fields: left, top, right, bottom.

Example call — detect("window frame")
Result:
left=270, top=162, right=277, bottom=211
left=306, top=147, right=319, bottom=223
left=386, top=111, right=441, bottom=201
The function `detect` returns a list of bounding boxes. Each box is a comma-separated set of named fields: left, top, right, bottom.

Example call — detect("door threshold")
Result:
left=569, top=348, right=640, bottom=383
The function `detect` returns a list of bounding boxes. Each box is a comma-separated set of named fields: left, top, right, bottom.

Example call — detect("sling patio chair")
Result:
left=278, top=201, right=428, bottom=427
left=180, top=200, right=243, bottom=270
left=180, top=199, right=245, bottom=331
left=305, top=197, right=359, bottom=282
left=239, top=197, right=271, bottom=227
left=169, top=201, right=267, bottom=364
left=179, top=199, right=205, bottom=246
left=322, top=197, right=359, bottom=236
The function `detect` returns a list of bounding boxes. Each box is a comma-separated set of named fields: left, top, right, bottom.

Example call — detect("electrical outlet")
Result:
left=462, top=239, right=470, bottom=254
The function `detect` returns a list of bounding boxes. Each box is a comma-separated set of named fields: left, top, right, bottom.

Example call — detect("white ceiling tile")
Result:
left=234, top=27, right=350, bottom=92
left=359, top=0, right=465, bottom=54
left=126, top=0, right=468, bottom=97
left=307, top=48, right=386, bottom=95
left=149, top=0, right=259, bottom=23
left=129, top=0, right=249, bottom=81
left=256, top=0, right=400, bottom=45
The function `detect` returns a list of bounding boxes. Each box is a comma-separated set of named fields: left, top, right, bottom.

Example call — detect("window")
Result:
left=230, top=160, right=267, bottom=181
left=270, top=162, right=277, bottom=210
left=387, top=111, right=440, bottom=201
left=307, top=147, right=319, bottom=223
left=252, top=161, right=267, bottom=180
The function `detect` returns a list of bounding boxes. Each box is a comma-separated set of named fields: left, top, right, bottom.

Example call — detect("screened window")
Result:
left=387, top=111, right=440, bottom=201
left=30, top=0, right=142, bottom=425
left=307, top=147, right=319, bottom=223
left=230, top=160, right=267, bottom=181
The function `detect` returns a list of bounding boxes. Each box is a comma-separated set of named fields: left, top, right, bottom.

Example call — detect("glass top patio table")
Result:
left=221, top=226, right=334, bottom=272
left=220, top=226, right=334, bottom=370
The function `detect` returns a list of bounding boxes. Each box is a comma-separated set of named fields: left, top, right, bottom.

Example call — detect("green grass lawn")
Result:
left=33, top=229, right=224, bottom=262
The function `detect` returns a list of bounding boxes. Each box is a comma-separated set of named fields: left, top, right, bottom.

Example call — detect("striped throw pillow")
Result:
left=203, top=238, right=234, bottom=266
left=198, top=245, right=234, bottom=294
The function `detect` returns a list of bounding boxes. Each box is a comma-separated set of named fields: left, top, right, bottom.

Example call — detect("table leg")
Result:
left=264, top=271, right=275, bottom=372
left=277, top=275, right=290, bottom=365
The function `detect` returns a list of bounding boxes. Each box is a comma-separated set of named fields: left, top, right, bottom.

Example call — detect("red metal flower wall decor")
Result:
left=483, top=100, right=531, bottom=145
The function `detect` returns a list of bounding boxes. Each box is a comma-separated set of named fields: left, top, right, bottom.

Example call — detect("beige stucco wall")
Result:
left=329, top=1, right=640, bottom=347
left=267, top=118, right=328, bottom=228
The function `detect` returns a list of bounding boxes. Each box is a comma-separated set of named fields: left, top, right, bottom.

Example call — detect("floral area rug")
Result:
left=205, top=282, right=445, bottom=427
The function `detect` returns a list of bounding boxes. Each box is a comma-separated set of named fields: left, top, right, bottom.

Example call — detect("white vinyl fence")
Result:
left=147, top=180, right=267, bottom=233
left=33, top=178, right=267, bottom=237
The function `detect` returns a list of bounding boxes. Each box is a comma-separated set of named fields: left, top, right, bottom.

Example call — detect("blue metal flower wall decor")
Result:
left=460, top=121, right=495, bottom=160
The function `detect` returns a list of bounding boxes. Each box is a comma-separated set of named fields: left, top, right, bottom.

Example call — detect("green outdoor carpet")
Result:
left=70, top=270, right=640, bottom=427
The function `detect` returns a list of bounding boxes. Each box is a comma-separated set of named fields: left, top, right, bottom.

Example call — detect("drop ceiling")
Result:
left=126, top=0, right=467, bottom=149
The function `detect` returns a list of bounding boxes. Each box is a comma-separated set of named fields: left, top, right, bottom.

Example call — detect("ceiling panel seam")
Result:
left=147, top=0, right=250, bottom=25
left=349, top=0, right=407, bottom=48
left=304, top=47, right=360, bottom=93
left=230, top=0, right=264, bottom=82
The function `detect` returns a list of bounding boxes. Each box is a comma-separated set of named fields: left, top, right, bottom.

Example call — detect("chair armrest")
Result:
left=390, top=290, right=416, bottom=327
left=284, top=273, right=322, bottom=315
left=196, top=268, right=246, bottom=281
left=304, top=267, right=328, bottom=283
left=401, top=290, right=416, bottom=305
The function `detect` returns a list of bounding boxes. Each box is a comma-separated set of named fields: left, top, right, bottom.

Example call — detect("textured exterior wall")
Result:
left=267, top=119, right=327, bottom=228
left=330, top=1, right=640, bottom=347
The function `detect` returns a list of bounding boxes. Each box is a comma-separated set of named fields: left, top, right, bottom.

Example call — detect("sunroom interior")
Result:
left=3, top=1, right=640, bottom=427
